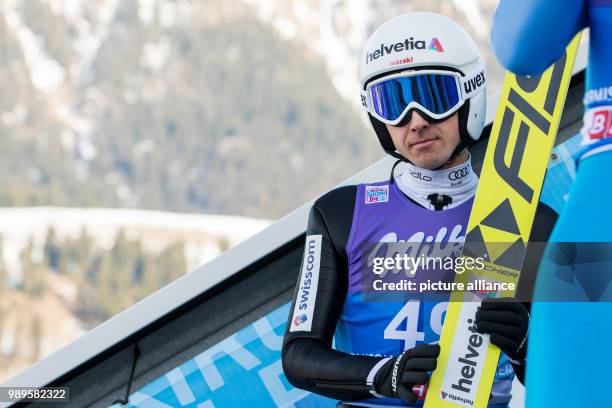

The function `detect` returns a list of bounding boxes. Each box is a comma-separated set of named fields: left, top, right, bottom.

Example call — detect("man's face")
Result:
left=385, top=111, right=460, bottom=169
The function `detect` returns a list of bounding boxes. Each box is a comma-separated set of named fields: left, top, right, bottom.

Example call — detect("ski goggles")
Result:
left=361, top=67, right=486, bottom=126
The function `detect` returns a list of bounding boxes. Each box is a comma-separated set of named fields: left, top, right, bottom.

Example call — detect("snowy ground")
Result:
left=0, top=206, right=271, bottom=279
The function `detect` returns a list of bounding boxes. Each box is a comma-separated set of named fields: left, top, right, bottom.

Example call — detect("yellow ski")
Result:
left=424, top=33, right=582, bottom=408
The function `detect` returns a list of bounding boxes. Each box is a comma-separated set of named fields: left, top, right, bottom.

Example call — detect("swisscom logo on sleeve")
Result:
left=290, top=235, right=322, bottom=332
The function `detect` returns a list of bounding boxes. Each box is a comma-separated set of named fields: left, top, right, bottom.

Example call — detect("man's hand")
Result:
left=475, top=298, right=529, bottom=361
left=374, top=344, right=440, bottom=404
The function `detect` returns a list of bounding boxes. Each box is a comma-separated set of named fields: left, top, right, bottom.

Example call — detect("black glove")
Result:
left=374, top=344, right=440, bottom=404
left=475, top=298, right=529, bottom=361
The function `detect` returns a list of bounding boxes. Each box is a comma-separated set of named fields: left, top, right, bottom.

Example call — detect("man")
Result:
left=282, top=12, right=557, bottom=406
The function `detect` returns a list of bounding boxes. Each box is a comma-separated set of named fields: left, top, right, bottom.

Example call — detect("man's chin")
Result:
left=409, top=156, right=448, bottom=170
left=404, top=146, right=451, bottom=170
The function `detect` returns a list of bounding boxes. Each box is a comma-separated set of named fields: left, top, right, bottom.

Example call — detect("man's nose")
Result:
left=408, top=110, right=430, bottom=132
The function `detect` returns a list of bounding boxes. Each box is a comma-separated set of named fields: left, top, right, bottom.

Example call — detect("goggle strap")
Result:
left=360, top=90, right=369, bottom=109
left=459, top=66, right=486, bottom=100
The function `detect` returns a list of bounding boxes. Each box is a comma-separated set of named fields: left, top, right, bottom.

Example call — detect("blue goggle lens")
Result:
left=370, top=73, right=460, bottom=122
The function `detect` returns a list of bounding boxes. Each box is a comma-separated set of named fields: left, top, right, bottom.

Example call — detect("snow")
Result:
left=77, top=139, right=97, bottom=161
left=137, top=0, right=178, bottom=27
left=185, top=242, right=222, bottom=272
left=104, top=172, right=119, bottom=185
left=60, top=130, right=75, bottom=152
left=3, top=0, right=66, bottom=94
left=132, top=139, right=156, bottom=157
left=452, top=0, right=490, bottom=39
left=236, top=0, right=368, bottom=110
left=140, top=36, right=171, bottom=71
left=42, top=0, right=84, bottom=20
left=97, top=0, right=119, bottom=25
left=53, top=0, right=119, bottom=85
left=26, top=167, right=43, bottom=183
left=115, top=184, right=133, bottom=203
left=0, top=328, right=15, bottom=356
left=159, top=0, right=177, bottom=27
left=28, top=0, right=121, bottom=182
left=175, top=1, right=193, bottom=26
left=0, top=207, right=271, bottom=277
left=55, top=104, right=92, bottom=137
left=317, top=0, right=365, bottom=109
left=1, top=104, right=28, bottom=127
left=235, top=0, right=500, bottom=112
left=273, top=17, right=297, bottom=41
left=138, top=0, right=156, bottom=24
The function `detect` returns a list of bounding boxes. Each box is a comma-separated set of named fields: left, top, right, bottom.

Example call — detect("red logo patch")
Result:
left=589, top=108, right=612, bottom=140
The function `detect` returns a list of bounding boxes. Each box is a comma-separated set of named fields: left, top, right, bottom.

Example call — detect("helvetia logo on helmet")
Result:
left=366, top=37, right=444, bottom=64
left=429, top=38, right=444, bottom=52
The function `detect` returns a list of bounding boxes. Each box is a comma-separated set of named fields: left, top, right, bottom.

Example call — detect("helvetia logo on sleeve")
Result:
left=289, top=235, right=322, bottom=332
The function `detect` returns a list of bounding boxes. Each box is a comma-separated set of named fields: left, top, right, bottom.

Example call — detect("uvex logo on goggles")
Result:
left=366, top=37, right=444, bottom=64
left=463, top=70, right=485, bottom=96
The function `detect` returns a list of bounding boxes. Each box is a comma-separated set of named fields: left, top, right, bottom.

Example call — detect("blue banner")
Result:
left=110, top=303, right=335, bottom=408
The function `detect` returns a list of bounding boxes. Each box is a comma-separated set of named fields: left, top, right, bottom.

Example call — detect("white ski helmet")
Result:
left=359, top=12, right=486, bottom=160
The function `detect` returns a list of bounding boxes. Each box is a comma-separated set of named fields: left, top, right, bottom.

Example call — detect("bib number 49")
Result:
left=384, top=301, right=447, bottom=350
